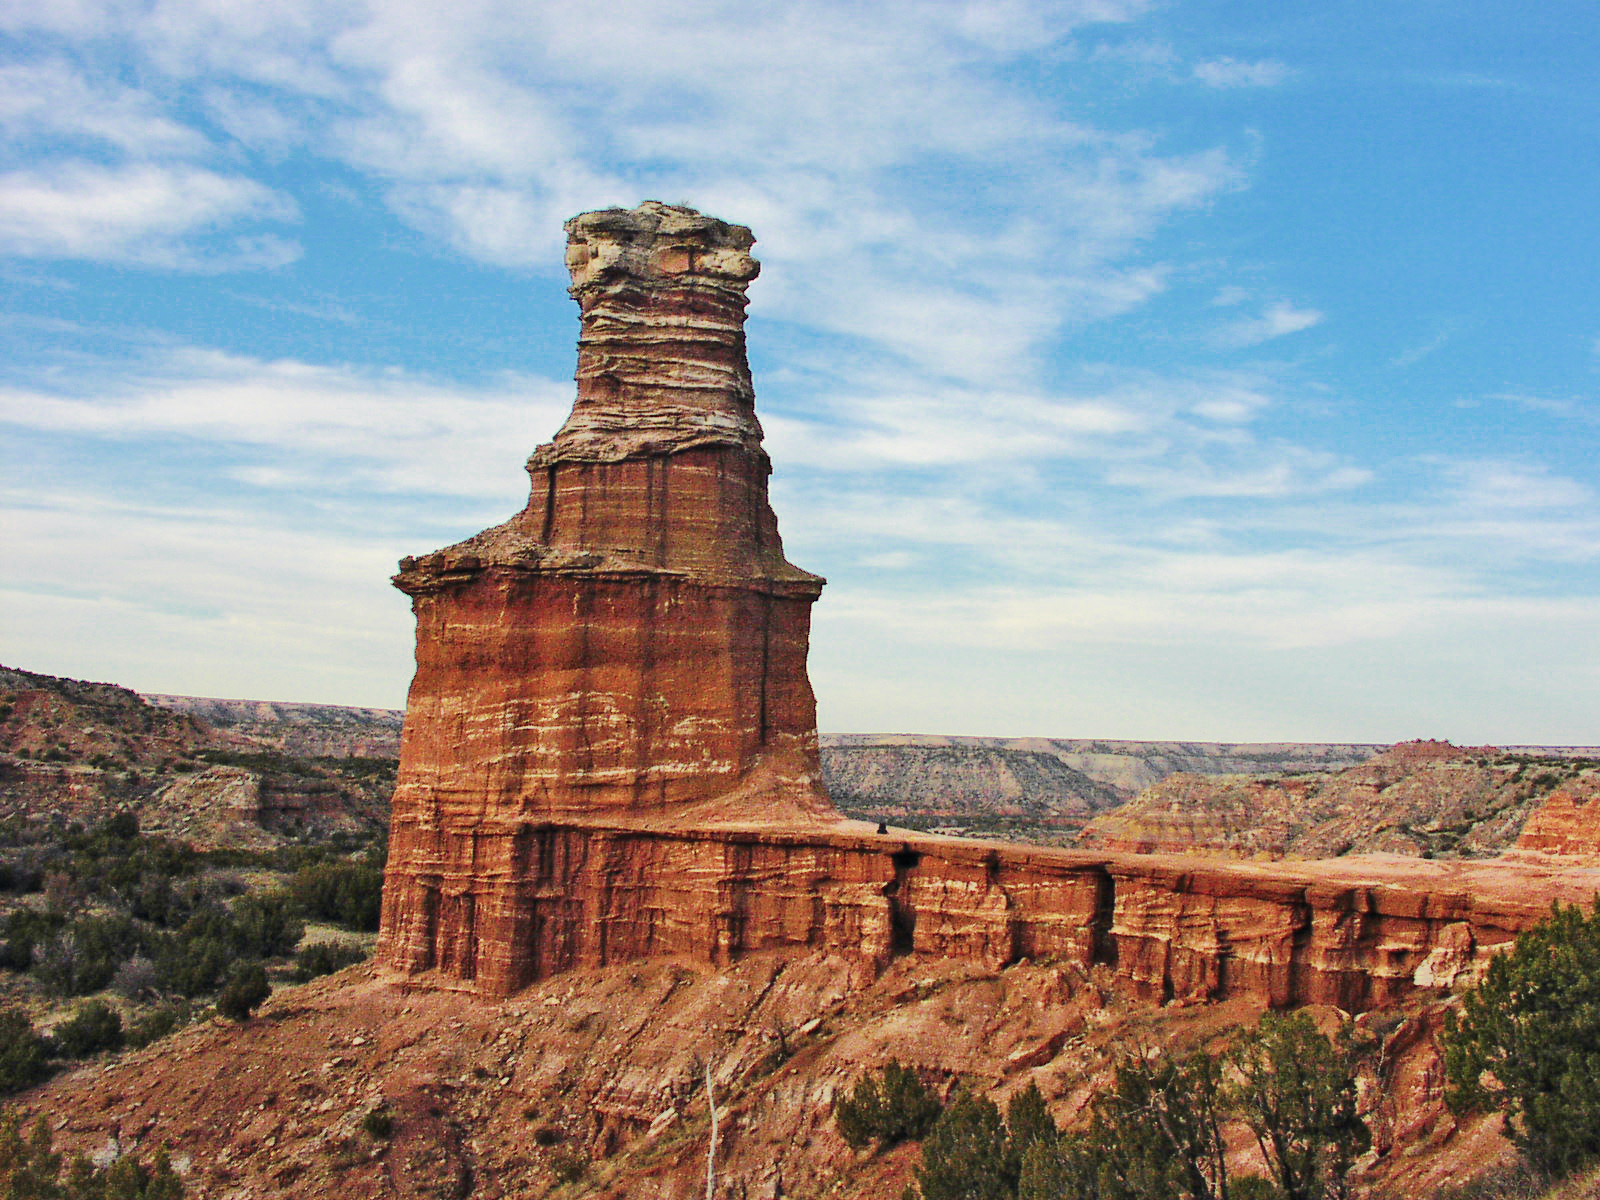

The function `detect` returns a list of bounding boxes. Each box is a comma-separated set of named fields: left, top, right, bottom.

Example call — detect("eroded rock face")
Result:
left=377, top=205, right=1600, bottom=1007
left=379, top=203, right=834, bottom=990
left=1511, top=779, right=1600, bottom=860
left=1080, top=740, right=1600, bottom=859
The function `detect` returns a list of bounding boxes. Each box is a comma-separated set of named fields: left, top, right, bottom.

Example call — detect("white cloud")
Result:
left=1193, top=57, right=1292, bottom=88
left=1103, top=447, right=1372, bottom=499
left=0, top=60, right=207, bottom=154
left=0, top=162, right=298, bottom=266
left=1390, top=328, right=1453, bottom=368
left=0, top=0, right=1246, bottom=374
left=1442, top=460, right=1593, bottom=511
left=0, top=491, right=418, bottom=706
left=0, top=347, right=569, bottom=499
left=1213, top=300, right=1323, bottom=348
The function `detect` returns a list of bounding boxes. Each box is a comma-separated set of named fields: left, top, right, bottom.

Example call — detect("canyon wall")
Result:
left=385, top=818, right=1597, bottom=1007
left=378, top=203, right=1598, bottom=1010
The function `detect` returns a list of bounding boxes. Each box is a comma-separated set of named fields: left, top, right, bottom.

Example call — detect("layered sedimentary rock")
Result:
left=1081, top=740, right=1599, bottom=859
left=379, top=203, right=833, bottom=990
left=378, top=205, right=1600, bottom=1008
left=392, top=817, right=1599, bottom=1007
left=1511, top=780, right=1600, bottom=860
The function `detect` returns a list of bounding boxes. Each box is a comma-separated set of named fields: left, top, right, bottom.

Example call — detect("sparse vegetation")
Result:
left=0, top=1012, right=51, bottom=1097
left=548, top=1148, right=586, bottom=1184
left=216, top=962, right=270, bottom=1021
left=360, top=1106, right=393, bottom=1139
left=874, top=1011, right=1369, bottom=1200
left=0, top=1110, right=184, bottom=1198
left=125, top=1000, right=198, bottom=1050
left=288, top=858, right=383, bottom=931
left=49, top=999, right=123, bottom=1059
left=1443, top=898, right=1600, bottom=1181
left=833, top=1059, right=942, bottom=1151
left=0, top=800, right=386, bottom=1059
left=292, top=941, right=366, bottom=981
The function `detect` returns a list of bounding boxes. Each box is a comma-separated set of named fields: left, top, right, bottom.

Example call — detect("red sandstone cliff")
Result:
left=379, top=203, right=837, bottom=994
left=377, top=209, right=1600, bottom=1011
left=1511, top=778, right=1600, bottom=860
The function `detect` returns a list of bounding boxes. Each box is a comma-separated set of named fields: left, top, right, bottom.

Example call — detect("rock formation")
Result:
left=1081, top=740, right=1599, bottom=859
left=1512, top=778, right=1600, bottom=860
left=0, top=664, right=388, bottom=847
left=379, top=203, right=834, bottom=992
left=377, top=206, right=1600, bottom=1009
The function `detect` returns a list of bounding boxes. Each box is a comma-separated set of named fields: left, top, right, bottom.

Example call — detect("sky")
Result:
left=2, top=1, right=1597, bottom=745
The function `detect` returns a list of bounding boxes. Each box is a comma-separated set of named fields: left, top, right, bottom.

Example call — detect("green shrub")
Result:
left=1015, top=1013, right=1365, bottom=1200
left=1443, top=898, right=1600, bottom=1179
left=151, top=932, right=232, bottom=997
left=216, top=962, right=270, bottom=1021
left=1004, top=1084, right=1055, bottom=1162
left=916, top=1092, right=1016, bottom=1200
left=0, top=1110, right=184, bottom=1198
left=0, top=854, right=44, bottom=895
left=834, top=1060, right=942, bottom=1151
left=360, top=1107, right=393, bottom=1139
left=549, top=1149, right=586, bottom=1184
left=0, top=1010, right=52, bottom=1096
left=292, top=941, right=366, bottom=982
left=32, top=914, right=140, bottom=996
left=1020, top=1048, right=1233, bottom=1200
left=148, top=893, right=298, bottom=997
left=229, top=891, right=303, bottom=958
left=289, top=862, right=383, bottom=931
left=126, top=1000, right=196, bottom=1050
left=1229, top=1012, right=1367, bottom=1200
left=0, top=909, right=63, bottom=972
left=50, top=998, right=124, bottom=1058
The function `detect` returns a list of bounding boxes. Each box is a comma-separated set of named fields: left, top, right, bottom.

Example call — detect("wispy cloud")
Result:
left=0, top=347, right=569, bottom=500
left=1213, top=300, right=1323, bottom=348
left=1193, top=57, right=1293, bottom=88
left=0, top=162, right=298, bottom=267
left=1, top=0, right=1236, bottom=360
left=0, top=59, right=208, bottom=155
left=1391, top=327, right=1454, bottom=368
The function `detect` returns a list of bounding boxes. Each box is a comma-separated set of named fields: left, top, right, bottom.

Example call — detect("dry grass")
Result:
left=1436, top=1162, right=1600, bottom=1200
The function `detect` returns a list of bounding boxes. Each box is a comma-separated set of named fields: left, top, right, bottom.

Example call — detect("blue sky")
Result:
left=2, top=1, right=1597, bottom=744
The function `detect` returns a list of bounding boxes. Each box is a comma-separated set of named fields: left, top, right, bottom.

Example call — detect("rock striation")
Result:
left=379, top=203, right=834, bottom=991
left=0, top=664, right=389, bottom=847
left=1511, top=779, right=1600, bottom=860
left=378, top=205, right=1600, bottom=1007
left=1081, top=740, right=1600, bottom=860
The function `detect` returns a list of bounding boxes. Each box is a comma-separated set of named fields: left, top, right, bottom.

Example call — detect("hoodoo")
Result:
left=378, top=203, right=839, bottom=993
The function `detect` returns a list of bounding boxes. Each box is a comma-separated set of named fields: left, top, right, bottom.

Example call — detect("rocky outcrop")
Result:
left=0, top=664, right=390, bottom=847
left=1081, top=741, right=1600, bottom=860
left=143, top=694, right=404, bottom=758
left=379, top=203, right=834, bottom=988
left=824, top=733, right=1387, bottom=799
left=389, top=816, right=1600, bottom=1007
left=1511, top=778, right=1600, bottom=860
left=377, top=207, right=1600, bottom=1013
left=822, top=743, right=1124, bottom=838
left=8, top=947, right=1582, bottom=1200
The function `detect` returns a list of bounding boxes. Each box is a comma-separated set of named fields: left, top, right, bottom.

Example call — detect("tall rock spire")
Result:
left=380, top=202, right=834, bottom=992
